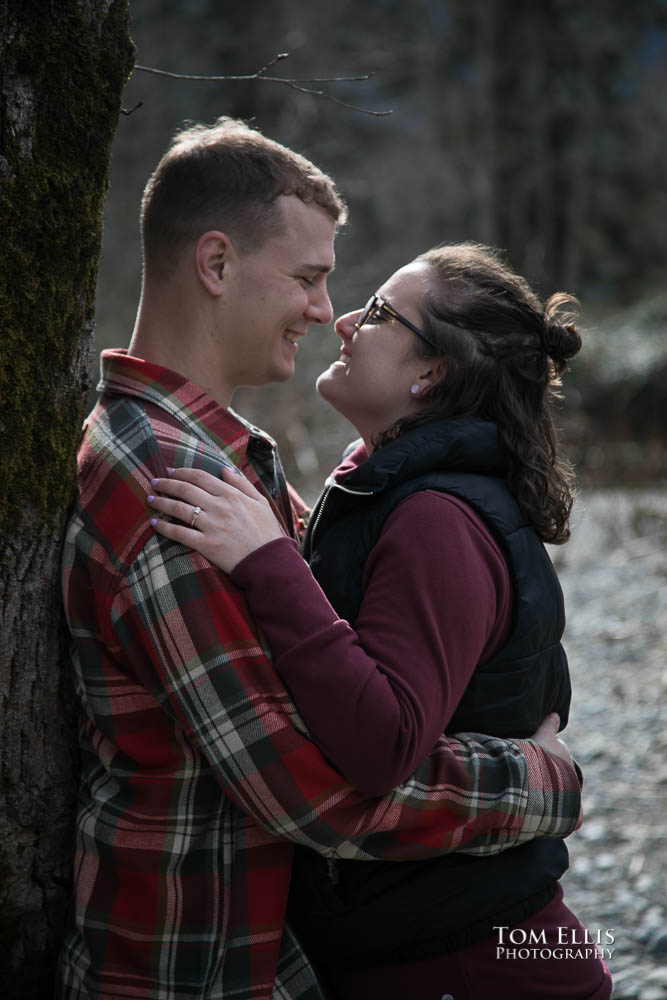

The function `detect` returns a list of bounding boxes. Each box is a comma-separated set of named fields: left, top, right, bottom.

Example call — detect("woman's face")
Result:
left=317, top=261, right=436, bottom=443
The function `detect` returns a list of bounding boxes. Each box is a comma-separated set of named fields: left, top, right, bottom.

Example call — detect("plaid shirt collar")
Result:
left=98, top=349, right=297, bottom=534
left=98, top=348, right=278, bottom=462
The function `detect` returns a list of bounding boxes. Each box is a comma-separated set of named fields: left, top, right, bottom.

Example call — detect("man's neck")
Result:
left=129, top=296, right=235, bottom=409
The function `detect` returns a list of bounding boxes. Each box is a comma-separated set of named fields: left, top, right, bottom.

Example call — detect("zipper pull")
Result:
left=304, top=484, right=331, bottom=554
left=326, top=856, right=340, bottom=885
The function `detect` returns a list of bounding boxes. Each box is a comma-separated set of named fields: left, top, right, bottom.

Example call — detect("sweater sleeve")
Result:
left=230, top=490, right=512, bottom=796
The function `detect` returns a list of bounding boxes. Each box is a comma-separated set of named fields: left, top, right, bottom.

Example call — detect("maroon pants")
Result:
left=321, top=885, right=612, bottom=1000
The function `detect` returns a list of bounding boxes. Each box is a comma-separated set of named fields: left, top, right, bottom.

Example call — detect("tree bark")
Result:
left=0, top=2, right=134, bottom=995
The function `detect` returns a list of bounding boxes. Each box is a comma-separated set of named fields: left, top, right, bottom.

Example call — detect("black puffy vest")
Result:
left=303, top=416, right=571, bottom=737
left=287, top=417, right=572, bottom=964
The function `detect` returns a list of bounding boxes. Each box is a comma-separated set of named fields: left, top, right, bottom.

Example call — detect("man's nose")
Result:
left=307, top=284, right=334, bottom=326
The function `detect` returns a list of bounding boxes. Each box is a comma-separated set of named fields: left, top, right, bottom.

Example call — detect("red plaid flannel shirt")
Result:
left=56, top=350, right=581, bottom=1000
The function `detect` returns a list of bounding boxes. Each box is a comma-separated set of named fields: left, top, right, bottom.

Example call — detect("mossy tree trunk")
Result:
left=0, top=2, right=134, bottom=995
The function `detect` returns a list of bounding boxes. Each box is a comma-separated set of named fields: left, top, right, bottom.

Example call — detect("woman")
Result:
left=148, top=243, right=612, bottom=999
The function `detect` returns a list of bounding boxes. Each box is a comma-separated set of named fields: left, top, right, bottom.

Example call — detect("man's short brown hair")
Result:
left=140, top=116, right=347, bottom=281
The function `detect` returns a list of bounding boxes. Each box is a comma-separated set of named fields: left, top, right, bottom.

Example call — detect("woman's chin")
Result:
left=316, top=366, right=349, bottom=412
left=316, top=364, right=339, bottom=397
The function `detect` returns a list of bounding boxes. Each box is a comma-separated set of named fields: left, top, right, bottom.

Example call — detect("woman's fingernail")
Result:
left=151, top=478, right=159, bottom=486
left=147, top=495, right=155, bottom=503
left=150, top=518, right=157, bottom=526
left=167, top=467, right=174, bottom=476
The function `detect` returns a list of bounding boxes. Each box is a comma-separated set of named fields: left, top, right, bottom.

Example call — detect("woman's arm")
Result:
left=232, top=491, right=511, bottom=794
left=149, top=469, right=511, bottom=796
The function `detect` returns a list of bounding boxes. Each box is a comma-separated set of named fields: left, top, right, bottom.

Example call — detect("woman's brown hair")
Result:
left=376, top=243, right=581, bottom=544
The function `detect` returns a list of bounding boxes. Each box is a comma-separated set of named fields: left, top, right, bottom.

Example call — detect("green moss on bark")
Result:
left=0, top=2, right=134, bottom=984
left=0, top=0, right=135, bottom=533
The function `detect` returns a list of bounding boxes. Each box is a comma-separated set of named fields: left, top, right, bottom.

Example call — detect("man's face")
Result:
left=222, top=195, right=336, bottom=392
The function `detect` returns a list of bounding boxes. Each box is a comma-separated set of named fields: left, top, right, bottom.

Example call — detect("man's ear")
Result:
left=195, top=231, right=233, bottom=296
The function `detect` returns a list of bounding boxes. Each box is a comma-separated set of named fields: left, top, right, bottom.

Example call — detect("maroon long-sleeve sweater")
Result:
left=230, top=484, right=512, bottom=796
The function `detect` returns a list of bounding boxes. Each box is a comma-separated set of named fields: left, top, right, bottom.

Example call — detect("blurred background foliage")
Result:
left=96, top=0, right=667, bottom=503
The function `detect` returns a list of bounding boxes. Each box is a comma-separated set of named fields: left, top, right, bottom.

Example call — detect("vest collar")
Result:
left=338, top=418, right=507, bottom=495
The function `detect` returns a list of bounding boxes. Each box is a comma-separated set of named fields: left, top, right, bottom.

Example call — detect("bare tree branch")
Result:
left=121, top=101, right=144, bottom=116
left=131, top=53, right=393, bottom=117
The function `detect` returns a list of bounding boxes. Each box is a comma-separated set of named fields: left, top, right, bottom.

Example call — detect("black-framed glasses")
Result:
left=354, top=293, right=438, bottom=349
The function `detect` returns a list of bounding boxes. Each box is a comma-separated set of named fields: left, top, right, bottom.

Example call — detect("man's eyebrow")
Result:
left=302, top=261, right=336, bottom=275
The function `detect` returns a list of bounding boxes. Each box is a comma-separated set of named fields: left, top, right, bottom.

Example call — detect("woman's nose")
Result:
left=334, top=310, right=360, bottom=340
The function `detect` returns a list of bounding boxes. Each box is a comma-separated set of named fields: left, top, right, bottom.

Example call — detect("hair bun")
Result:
left=542, top=293, right=582, bottom=370
left=543, top=317, right=582, bottom=363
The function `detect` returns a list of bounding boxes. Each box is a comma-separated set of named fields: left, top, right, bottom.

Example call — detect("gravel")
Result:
left=550, top=488, right=667, bottom=999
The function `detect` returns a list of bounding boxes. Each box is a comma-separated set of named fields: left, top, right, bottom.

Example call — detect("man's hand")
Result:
left=531, top=713, right=583, bottom=829
left=531, top=713, right=571, bottom=766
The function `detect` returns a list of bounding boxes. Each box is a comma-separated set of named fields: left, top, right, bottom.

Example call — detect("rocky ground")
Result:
left=551, top=488, right=667, bottom=1000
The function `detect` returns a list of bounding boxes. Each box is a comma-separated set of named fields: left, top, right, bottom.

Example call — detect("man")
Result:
left=57, top=117, right=581, bottom=1000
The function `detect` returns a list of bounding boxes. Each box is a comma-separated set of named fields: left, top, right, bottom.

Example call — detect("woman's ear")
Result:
left=414, top=359, right=446, bottom=396
left=195, top=231, right=233, bottom=296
